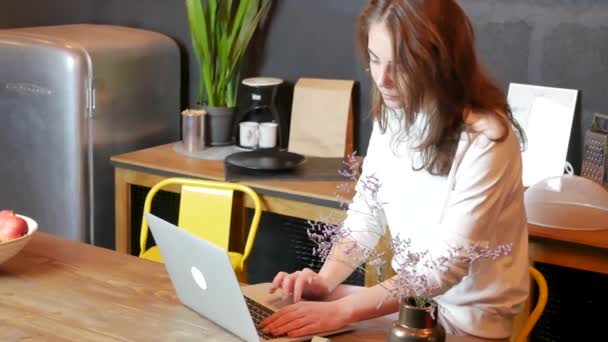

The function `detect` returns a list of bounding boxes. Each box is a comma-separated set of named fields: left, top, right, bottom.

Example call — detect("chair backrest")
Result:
left=139, top=177, right=262, bottom=271
left=178, top=185, right=234, bottom=248
left=514, top=266, right=548, bottom=342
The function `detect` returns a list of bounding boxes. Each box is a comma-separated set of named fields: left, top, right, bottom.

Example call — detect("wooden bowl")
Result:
left=0, top=215, right=38, bottom=265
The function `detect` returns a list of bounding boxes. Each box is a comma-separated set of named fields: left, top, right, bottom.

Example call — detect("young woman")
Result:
left=260, top=1, right=529, bottom=340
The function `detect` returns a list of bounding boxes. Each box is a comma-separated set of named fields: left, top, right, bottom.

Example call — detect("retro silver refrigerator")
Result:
left=0, top=24, right=180, bottom=249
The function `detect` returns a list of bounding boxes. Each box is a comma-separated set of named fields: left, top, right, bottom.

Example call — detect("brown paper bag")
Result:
left=288, top=78, right=355, bottom=158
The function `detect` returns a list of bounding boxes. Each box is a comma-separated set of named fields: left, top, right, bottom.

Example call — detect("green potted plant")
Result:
left=185, top=0, right=271, bottom=146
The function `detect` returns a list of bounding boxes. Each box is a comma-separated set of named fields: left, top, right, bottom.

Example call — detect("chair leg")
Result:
left=229, top=192, right=247, bottom=253
left=510, top=260, right=535, bottom=342
left=236, top=268, right=249, bottom=285
left=511, top=294, right=531, bottom=342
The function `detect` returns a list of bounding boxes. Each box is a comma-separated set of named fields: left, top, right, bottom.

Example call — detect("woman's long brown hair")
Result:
left=357, top=0, right=526, bottom=176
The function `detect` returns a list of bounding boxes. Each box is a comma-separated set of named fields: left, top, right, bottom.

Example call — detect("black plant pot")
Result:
left=204, top=106, right=236, bottom=146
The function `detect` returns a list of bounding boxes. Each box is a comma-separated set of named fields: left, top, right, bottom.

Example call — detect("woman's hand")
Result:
left=260, top=300, right=351, bottom=338
left=269, top=268, right=332, bottom=302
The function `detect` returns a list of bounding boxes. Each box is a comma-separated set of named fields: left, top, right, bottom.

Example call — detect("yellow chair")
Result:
left=139, top=177, right=263, bottom=284
left=513, top=266, right=549, bottom=342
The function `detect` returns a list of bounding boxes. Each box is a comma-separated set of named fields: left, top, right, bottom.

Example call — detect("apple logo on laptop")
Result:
left=191, top=266, right=208, bottom=290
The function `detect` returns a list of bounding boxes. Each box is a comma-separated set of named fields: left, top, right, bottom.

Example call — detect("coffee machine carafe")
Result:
left=235, top=77, right=284, bottom=149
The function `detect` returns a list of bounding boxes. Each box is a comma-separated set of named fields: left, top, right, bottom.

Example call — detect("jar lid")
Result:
left=242, top=77, right=283, bottom=87
left=181, top=108, right=207, bottom=116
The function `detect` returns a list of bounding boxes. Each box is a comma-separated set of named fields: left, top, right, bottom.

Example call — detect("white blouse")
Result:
left=344, top=110, right=530, bottom=339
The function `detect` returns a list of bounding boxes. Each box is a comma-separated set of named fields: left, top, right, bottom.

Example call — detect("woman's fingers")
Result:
left=281, top=271, right=300, bottom=300
left=287, top=322, right=322, bottom=338
left=271, top=316, right=313, bottom=337
left=263, top=301, right=341, bottom=338
left=293, top=268, right=315, bottom=302
left=260, top=302, right=299, bottom=328
left=269, top=272, right=288, bottom=293
left=270, top=268, right=321, bottom=301
left=292, top=274, right=308, bottom=303
left=292, top=302, right=348, bottom=337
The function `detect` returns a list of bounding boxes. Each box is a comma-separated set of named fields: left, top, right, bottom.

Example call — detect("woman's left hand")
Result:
left=260, top=300, right=351, bottom=338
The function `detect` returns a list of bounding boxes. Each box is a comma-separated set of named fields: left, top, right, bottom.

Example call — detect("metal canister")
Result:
left=181, top=108, right=207, bottom=152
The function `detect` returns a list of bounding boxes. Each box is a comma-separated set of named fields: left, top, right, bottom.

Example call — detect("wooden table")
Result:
left=111, top=143, right=608, bottom=276
left=527, top=224, right=608, bottom=274
left=0, top=232, right=474, bottom=341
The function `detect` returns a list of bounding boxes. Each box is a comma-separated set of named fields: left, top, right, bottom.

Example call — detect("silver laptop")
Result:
left=145, top=212, right=353, bottom=342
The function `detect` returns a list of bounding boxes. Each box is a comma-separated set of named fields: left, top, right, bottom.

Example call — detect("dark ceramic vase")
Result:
left=387, top=298, right=446, bottom=342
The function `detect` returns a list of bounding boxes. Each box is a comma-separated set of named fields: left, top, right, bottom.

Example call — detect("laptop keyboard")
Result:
left=244, top=295, right=284, bottom=340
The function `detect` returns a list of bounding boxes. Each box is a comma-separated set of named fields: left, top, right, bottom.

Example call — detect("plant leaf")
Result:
left=185, top=0, right=271, bottom=107
left=229, top=0, right=270, bottom=73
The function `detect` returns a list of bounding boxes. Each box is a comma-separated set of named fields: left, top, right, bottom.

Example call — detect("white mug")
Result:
left=239, top=121, right=259, bottom=148
left=258, top=122, right=278, bottom=149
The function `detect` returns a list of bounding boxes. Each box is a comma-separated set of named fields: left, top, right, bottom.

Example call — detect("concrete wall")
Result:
left=1, top=0, right=607, bottom=172
left=461, top=0, right=608, bottom=173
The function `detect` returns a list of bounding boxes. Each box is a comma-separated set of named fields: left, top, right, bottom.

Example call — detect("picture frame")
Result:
left=507, top=83, right=579, bottom=187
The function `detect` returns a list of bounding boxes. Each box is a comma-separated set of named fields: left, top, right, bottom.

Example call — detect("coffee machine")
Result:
left=234, top=77, right=285, bottom=149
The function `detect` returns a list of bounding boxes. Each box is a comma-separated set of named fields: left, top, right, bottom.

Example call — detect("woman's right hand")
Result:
left=269, top=268, right=332, bottom=303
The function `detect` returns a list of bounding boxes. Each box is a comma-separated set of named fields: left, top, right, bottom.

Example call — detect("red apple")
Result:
left=0, top=209, right=15, bottom=231
left=0, top=215, right=28, bottom=241
left=0, top=210, right=14, bottom=217
left=0, top=210, right=14, bottom=221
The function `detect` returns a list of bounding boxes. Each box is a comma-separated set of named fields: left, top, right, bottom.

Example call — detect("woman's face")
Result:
left=368, top=21, right=403, bottom=109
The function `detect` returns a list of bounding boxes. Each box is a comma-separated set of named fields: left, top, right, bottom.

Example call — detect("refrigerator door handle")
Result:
left=87, top=86, right=96, bottom=117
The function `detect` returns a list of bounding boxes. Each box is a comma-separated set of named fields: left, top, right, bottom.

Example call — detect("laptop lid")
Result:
left=145, top=212, right=260, bottom=342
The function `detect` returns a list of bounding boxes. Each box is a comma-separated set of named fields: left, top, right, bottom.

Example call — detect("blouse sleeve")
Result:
left=412, top=132, right=523, bottom=298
